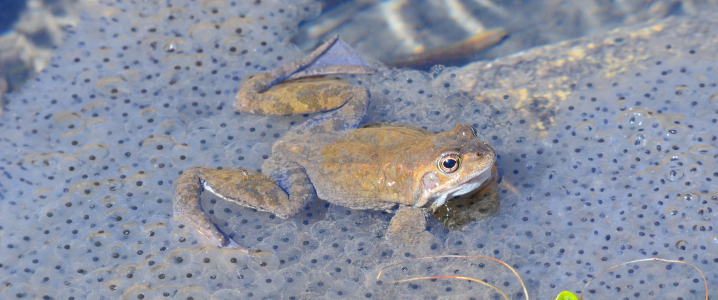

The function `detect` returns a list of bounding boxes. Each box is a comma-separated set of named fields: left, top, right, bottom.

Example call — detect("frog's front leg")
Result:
left=386, top=206, right=438, bottom=249
left=174, top=165, right=315, bottom=250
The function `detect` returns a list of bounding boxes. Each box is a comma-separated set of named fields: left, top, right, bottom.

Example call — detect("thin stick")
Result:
left=388, top=275, right=509, bottom=300
left=579, top=258, right=709, bottom=300
left=377, top=255, right=529, bottom=300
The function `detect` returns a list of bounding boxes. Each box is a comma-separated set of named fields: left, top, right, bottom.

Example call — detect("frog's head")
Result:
left=414, top=124, right=497, bottom=209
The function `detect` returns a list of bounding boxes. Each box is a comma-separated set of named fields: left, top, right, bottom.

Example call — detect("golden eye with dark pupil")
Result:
left=438, top=154, right=461, bottom=173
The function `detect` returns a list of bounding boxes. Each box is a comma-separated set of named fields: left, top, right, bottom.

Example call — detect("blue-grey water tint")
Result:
left=0, top=0, right=26, bottom=35
left=0, top=0, right=716, bottom=299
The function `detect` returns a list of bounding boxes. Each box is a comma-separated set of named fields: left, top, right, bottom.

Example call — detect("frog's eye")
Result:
left=438, top=153, right=461, bottom=173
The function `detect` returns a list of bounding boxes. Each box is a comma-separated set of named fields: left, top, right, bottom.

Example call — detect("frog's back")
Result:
left=330, top=123, right=431, bottom=148
left=357, top=122, right=434, bottom=135
left=262, top=122, right=433, bottom=210
left=271, top=122, right=432, bottom=168
left=312, top=123, right=434, bottom=209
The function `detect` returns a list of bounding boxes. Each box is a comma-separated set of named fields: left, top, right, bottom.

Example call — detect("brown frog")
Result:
left=173, top=36, right=497, bottom=252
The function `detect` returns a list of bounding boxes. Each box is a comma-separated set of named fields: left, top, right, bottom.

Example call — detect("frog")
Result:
left=173, top=36, right=498, bottom=253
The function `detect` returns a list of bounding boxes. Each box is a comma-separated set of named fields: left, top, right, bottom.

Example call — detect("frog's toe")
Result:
left=247, top=249, right=274, bottom=257
left=222, top=236, right=242, bottom=248
left=225, top=239, right=273, bottom=256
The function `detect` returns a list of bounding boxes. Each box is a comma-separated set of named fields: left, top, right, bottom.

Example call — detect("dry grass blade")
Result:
left=377, top=255, right=529, bottom=300
left=579, top=258, right=709, bottom=300
left=388, top=275, right=510, bottom=300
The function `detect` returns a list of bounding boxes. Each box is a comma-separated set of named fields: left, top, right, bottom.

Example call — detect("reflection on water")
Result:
left=293, top=0, right=715, bottom=69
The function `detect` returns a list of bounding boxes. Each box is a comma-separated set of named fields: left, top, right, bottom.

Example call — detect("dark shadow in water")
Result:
left=430, top=171, right=500, bottom=231
left=0, top=0, right=26, bottom=35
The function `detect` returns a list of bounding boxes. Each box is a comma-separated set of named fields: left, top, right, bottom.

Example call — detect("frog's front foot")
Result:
left=386, top=206, right=439, bottom=249
left=173, top=166, right=314, bottom=251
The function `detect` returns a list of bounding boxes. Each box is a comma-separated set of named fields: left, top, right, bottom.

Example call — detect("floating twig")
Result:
left=377, top=255, right=529, bottom=300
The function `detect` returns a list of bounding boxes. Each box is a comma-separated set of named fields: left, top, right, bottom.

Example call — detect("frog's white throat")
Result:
left=431, top=168, right=494, bottom=208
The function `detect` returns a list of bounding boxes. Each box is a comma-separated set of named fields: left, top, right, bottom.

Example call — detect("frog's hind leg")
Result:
left=173, top=165, right=315, bottom=250
left=235, top=35, right=374, bottom=116
left=288, top=85, right=370, bottom=136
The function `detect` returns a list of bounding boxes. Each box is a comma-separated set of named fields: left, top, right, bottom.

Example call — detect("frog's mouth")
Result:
left=429, top=164, right=497, bottom=208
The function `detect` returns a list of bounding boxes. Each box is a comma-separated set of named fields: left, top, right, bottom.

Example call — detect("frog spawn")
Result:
left=1, top=1, right=718, bottom=300
left=365, top=28, right=717, bottom=299
left=493, top=50, right=718, bottom=298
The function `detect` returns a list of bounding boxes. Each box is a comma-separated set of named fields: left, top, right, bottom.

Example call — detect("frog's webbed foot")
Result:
left=173, top=165, right=315, bottom=249
left=269, top=35, right=374, bottom=85
left=234, top=35, right=374, bottom=116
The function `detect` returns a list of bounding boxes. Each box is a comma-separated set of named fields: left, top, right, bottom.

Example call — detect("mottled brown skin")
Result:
left=174, top=37, right=497, bottom=251
left=235, top=74, right=354, bottom=116
left=305, top=123, right=496, bottom=210
left=174, top=166, right=307, bottom=253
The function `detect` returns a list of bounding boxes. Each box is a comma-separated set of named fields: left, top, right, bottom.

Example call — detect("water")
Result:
left=0, top=1, right=716, bottom=299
